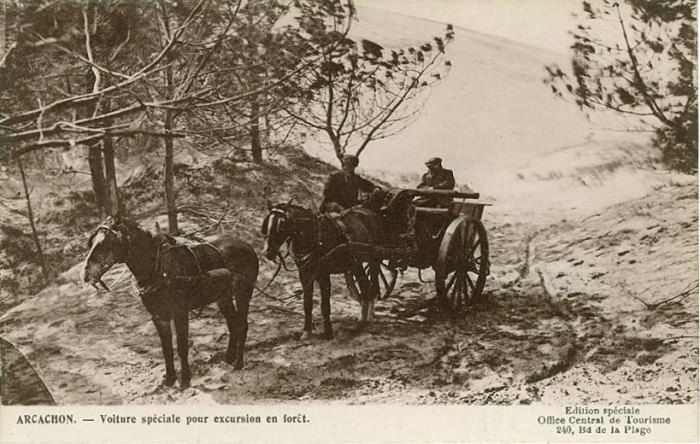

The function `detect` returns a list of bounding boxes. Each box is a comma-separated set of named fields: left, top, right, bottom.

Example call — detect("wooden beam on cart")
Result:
left=401, top=188, right=480, bottom=200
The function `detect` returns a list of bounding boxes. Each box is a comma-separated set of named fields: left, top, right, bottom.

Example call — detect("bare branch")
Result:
left=0, top=0, right=208, bottom=127
left=12, top=128, right=186, bottom=156
left=0, top=42, right=17, bottom=68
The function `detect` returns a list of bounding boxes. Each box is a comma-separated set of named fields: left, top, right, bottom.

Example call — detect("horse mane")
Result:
left=112, top=216, right=156, bottom=245
left=281, top=203, right=316, bottom=219
left=118, top=217, right=144, bottom=232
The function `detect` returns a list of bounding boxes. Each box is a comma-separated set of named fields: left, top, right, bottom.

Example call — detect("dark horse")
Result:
left=83, top=215, right=258, bottom=388
left=261, top=201, right=381, bottom=339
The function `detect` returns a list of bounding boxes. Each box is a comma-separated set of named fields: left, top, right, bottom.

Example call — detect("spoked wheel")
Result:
left=434, top=217, right=489, bottom=312
left=345, top=260, right=398, bottom=300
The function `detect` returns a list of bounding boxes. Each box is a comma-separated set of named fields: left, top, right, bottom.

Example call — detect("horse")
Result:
left=261, top=201, right=382, bottom=339
left=83, top=215, right=258, bottom=388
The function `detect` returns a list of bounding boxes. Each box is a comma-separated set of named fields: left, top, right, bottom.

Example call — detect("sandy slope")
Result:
left=1, top=180, right=696, bottom=405
left=311, top=7, right=663, bottom=214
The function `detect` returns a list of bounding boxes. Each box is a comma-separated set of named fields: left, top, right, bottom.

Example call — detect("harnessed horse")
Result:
left=83, top=215, right=258, bottom=388
left=261, top=201, right=381, bottom=339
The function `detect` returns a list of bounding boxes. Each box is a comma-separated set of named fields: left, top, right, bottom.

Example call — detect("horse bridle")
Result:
left=263, top=207, right=319, bottom=271
left=262, top=208, right=294, bottom=269
left=87, top=224, right=133, bottom=291
left=90, top=225, right=131, bottom=261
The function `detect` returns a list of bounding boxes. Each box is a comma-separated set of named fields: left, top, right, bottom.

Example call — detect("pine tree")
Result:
left=546, top=0, right=697, bottom=172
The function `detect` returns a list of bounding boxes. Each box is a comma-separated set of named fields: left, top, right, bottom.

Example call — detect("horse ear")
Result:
left=286, top=198, right=294, bottom=206
left=155, top=222, right=163, bottom=236
left=266, top=199, right=273, bottom=210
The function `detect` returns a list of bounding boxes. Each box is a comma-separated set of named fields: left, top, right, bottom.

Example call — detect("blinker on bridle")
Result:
left=262, top=208, right=289, bottom=236
left=87, top=224, right=130, bottom=291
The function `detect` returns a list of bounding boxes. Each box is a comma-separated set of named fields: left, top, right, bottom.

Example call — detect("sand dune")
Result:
left=307, top=6, right=677, bottom=217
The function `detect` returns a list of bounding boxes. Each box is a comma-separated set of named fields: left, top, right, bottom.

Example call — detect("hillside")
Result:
left=335, top=6, right=670, bottom=218
left=1, top=169, right=696, bottom=405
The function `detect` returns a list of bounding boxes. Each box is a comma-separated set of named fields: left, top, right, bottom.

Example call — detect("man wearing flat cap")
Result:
left=320, top=154, right=379, bottom=213
left=416, top=157, right=455, bottom=207
left=418, top=157, right=455, bottom=191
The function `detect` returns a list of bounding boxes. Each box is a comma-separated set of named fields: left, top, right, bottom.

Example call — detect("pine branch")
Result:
left=0, top=0, right=207, bottom=127
left=614, top=3, right=673, bottom=127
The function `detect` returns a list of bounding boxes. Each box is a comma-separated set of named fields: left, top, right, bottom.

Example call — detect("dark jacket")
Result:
left=418, top=168, right=455, bottom=190
left=320, top=172, right=376, bottom=213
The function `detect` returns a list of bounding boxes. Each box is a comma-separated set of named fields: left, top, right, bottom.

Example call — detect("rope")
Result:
left=254, top=284, right=298, bottom=303
left=106, top=266, right=129, bottom=290
left=253, top=260, right=298, bottom=303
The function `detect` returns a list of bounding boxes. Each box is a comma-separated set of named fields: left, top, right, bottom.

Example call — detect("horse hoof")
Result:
left=233, top=360, right=244, bottom=370
left=321, top=330, right=333, bottom=340
left=299, top=331, right=312, bottom=340
left=180, top=379, right=191, bottom=390
left=163, top=375, right=177, bottom=387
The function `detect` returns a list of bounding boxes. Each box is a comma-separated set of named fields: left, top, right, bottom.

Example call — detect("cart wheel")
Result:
left=435, top=217, right=489, bottom=312
left=345, top=260, right=398, bottom=300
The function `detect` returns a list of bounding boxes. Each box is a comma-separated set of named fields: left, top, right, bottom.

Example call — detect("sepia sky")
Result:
left=355, top=0, right=580, bottom=55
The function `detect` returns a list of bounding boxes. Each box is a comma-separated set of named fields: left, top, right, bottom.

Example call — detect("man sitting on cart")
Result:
left=415, top=157, right=455, bottom=207
left=320, top=154, right=380, bottom=214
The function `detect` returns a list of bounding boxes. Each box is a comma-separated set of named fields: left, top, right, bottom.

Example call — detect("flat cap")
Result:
left=425, top=157, right=442, bottom=166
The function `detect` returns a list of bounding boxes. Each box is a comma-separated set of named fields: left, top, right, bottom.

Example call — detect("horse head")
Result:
left=83, top=215, right=129, bottom=289
left=261, top=200, right=295, bottom=261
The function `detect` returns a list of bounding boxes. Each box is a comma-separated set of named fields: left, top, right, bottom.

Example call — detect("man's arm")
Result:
left=357, top=175, right=378, bottom=193
left=417, top=173, right=429, bottom=189
left=434, top=170, right=455, bottom=190
left=323, top=174, right=340, bottom=202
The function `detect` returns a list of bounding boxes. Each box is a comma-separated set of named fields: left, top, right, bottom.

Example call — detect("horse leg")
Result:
left=366, top=260, right=380, bottom=323
left=300, top=269, right=314, bottom=340
left=352, top=262, right=371, bottom=324
left=319, top=274, right=333, bottom=340
left=174, top=309, right=191, bottom=388
left=233, top=284, right=252, bottom=370
left=152, top=316, right=176, bottom=387
left=217, top=297, right=238, bottom=366
left=344, top=271, right=361, bottom=302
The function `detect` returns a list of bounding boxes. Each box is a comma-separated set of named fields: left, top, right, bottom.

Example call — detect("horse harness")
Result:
left=263, top=207, right=318, bottom=271
left=140, top=240, right=230, bottom=316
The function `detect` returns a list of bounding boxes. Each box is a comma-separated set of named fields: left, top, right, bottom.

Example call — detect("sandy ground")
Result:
left=1, top=178, right=696, bottom=405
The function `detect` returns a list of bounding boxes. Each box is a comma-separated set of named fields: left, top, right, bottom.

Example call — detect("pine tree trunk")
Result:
left=101, top=98, right=120, bottom=216
left=334, top=141, right=344, bottom=165
left=160, top=6, right=178, bottom=235
left=102, top=135, right=120, bottom=216
left=16, top=157, right=48, bottom=281
left=163, top=108, right=178, bottom=235
left=251, top=97, right=262, bottom=163
left=87, top=144, right=108, bottom=219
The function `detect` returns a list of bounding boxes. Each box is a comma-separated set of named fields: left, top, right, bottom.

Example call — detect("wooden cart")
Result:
left=347, top=188, right=491, bottom=312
